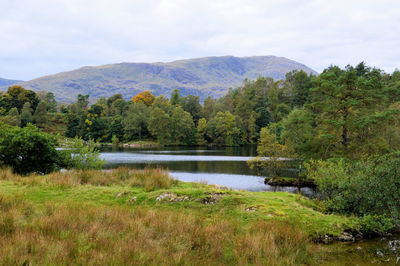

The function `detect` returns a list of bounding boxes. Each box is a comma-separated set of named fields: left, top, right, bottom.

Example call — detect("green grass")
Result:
left=0, top=168, right=358, bottom=264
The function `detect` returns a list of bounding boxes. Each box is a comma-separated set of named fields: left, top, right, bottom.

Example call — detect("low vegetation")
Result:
left=0, top=168, right=357, bottom=265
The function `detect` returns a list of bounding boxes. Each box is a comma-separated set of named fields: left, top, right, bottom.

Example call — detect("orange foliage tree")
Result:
left=131, top=91, right=155, bottom=106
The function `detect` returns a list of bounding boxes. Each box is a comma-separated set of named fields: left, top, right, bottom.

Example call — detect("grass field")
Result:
left=0, top=168, right=358, bottom=265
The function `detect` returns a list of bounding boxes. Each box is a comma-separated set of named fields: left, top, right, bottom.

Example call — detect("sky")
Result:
left=1, top=0, right=400, bottom=80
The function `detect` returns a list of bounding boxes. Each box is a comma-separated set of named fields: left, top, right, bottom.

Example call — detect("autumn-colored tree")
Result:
left=131, top=91, right=155, bottom=106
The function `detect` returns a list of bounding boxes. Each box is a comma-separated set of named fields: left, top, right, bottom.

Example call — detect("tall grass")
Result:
left=0, top=167, right=176, bottom=191
left=0, top=193, right=317, bottom=265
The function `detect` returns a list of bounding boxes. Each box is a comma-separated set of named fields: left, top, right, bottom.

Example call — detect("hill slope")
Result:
left=13, top=56, right=317, bottom=102
left=0, top=77, right=23, bottom=87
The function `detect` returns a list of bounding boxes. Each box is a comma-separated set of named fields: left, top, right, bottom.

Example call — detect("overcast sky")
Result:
left=1, top=0, right=400, bottom=80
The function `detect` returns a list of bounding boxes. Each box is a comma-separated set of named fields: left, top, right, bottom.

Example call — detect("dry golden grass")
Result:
left=0, top=193, right=316, bottom=265
left=0, top=167, right=176, bottom=191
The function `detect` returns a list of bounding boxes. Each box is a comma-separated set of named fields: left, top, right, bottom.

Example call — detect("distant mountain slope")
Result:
left=0, top=78, right=23, bottom=88
left=14, top=56, right=317, bottom=102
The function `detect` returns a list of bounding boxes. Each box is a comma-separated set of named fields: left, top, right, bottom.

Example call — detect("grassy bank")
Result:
left=0, top=168, right=358, bottom=265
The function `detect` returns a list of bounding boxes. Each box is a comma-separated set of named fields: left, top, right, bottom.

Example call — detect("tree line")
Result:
left=1, top=62, right=399, bottom=159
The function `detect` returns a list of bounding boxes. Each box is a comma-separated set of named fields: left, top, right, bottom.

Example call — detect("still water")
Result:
left=99, top=145, right=399, bottom=263
left=100, top=145, right=314, bottom=196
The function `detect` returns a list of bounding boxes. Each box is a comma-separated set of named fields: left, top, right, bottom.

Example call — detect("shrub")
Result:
left=0, top=123, right=63, bottom=174
left=64, top=138, right=105, bottom=170
left=306, top=152, right=400, bottom=233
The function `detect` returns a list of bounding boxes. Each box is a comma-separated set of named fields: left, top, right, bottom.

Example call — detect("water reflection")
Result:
left=100, top=146, right=314, bottom=196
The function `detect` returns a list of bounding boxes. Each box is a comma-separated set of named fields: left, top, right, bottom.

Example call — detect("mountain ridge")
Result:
left=0, top=78, right=23, bottom=87
left=3, top=55, right=317, bottom=102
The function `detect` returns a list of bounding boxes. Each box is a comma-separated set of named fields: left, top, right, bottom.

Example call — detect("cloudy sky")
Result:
left=1, top=0, right=400, bottom=80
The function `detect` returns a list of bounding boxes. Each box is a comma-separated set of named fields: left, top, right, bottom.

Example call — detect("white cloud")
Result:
left=0, top=0, right=399, bottom=80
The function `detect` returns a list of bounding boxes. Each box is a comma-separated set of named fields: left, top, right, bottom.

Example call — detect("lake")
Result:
left=100, top=145, right=314, bottom=197
left=99, top=145, right=399, bottom=263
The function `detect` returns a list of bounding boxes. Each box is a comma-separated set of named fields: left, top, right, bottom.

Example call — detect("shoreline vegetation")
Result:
left=0, top=167, right=360, bottom=264
left=0, top=62, right=399, bottom=263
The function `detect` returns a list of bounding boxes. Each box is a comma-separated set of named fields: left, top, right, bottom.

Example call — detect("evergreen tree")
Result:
left=33, top=101, right=48, bottom=128
left=20, top=102, right=33, bottom=127
left=7, top=107, right=21, bottom=127
left=170, top=89, right=181, bottom=106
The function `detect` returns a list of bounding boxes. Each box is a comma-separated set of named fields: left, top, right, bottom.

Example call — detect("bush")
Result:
left=0, top=123, right=64, bottom=174
left=64, top=138, right=105, bottom=170
left=306, top=152, right=400, bottom=233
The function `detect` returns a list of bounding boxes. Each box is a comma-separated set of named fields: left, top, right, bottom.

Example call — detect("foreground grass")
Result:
left=0, top=168, right=357, bottom=265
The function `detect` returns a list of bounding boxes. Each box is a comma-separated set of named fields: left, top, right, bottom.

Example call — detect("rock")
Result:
left=335, top=232, right=355, bottom=242
left=156, top=193, right=176, bottom=201
left=128, top=196, right=137, bottom=204
left=156, top=193, right=189, bottom=202
left=376, top=251, right=384, bottom=257
left=116, top=191, right=129, bottom=198
left=245, top=206, right=257, bottom=212
left=389, top=240, right=400, bottom=251
left=200, top=193, right=222, bottom=205
left=212, top=184, right=229, bottom=190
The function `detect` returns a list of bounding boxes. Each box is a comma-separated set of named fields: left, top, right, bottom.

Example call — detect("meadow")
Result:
left=0, top=167, right=356, bottom=265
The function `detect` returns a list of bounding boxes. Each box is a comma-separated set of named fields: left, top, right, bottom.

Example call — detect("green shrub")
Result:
left=0, top=123, right=64, bottom=174
left=306, top=152, right=400, bottom=233
left=64, top=138, right=105, bottom=170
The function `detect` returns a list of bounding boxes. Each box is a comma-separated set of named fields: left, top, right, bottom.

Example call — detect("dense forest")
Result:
left=1, top=62, right=400, bottom=159
left=1, top=62, right=400, bottom=236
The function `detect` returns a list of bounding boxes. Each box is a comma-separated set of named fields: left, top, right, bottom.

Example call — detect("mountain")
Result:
left=11, top=56, right=317, bottom=102
left=0, top=78, right=23, bottom=87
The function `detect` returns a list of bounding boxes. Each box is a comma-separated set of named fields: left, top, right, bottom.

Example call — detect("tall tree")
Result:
left=148, top=107, right=171, bottom=144
left=123, top=103, right=150, bottom=141
left=181, top=95, right=201, bottom=125
left=6, top=107, right=21, bottom=127
left=20, top=102, right=33, bottom=127
left=169, top=106, right=195, bottom=144
left=170, top=89, right=181, bottom=106
left=33, top=101, right=48, bottom=128
left=132, top=91, right=155, bottom=106
left=308, top=64, right=388, bottom=158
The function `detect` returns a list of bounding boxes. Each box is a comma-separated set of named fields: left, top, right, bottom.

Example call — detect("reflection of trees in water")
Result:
left=104, top=161, right=255, bottom=175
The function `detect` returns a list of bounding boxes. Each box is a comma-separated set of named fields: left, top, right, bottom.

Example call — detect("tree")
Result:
left=77, top=94, right=89, bottom=110
left=202, top=96, right=216, bottom=121
left=0, top=123, right=63, bottom=174
left=152, top=95, right=170, bottom=112
left=207, top=111, right=241, bottom=146
left=247, top=127, right=295, bottom=178
left=0, top=86, right=39, bottom=113
left=85, top=104, right=108, bottom=141
left=181, top=95, right=201, bottom=125
left=20, top=102, right=33, bottom=127
left=288, top=70, right=313, bottom=107
left=123, top=103, right=150, bottom=141
left=196, top=118, right=208, bottom=145
left=6, top=108, right=20, bottom=127
left=65, top=113, right=80, bottom=138
left=169, top=106, right=195, bottom=144
left=308, top=64, right=389, bottom=158
left=132, top=91, right=155, bottom=106
left=170, top=89, right=181, bottom=106
left=110, top=117, right=124, bottom=142
left=38, top=91, right=57, bottom=112
left=45, top=92, right=58, bottom=112
left=33, top=101, right=48, bottom=128
left=148, top=107, right=171, bottom=143
left=280, top=108, right=315, bottom=158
